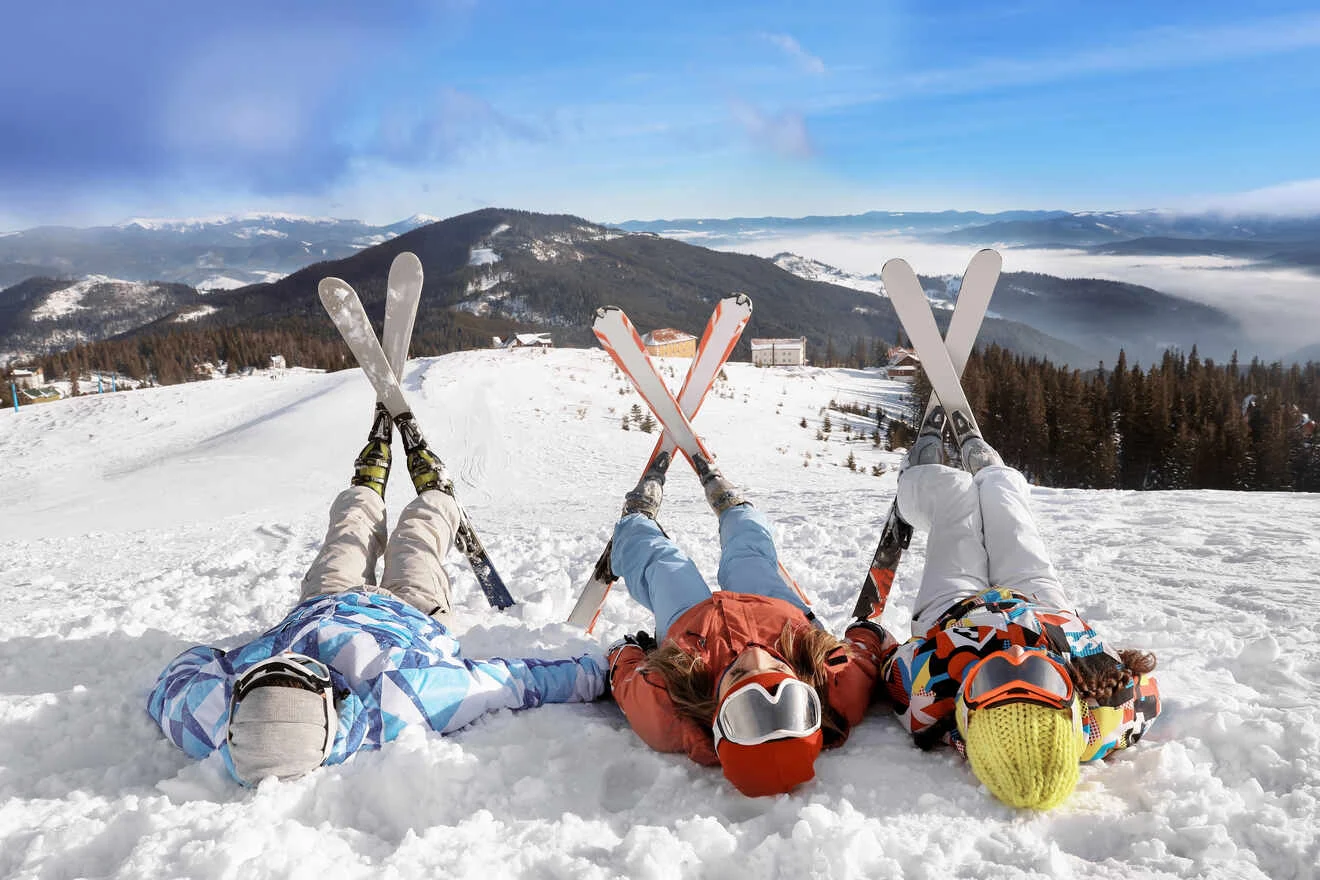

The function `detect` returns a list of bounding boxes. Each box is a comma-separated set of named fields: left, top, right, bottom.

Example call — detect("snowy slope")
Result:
left=2, top=348, right=1318, bottom=879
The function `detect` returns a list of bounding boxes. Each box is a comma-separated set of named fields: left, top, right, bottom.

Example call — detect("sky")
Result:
left=2, top=0, right=1320, bottom=230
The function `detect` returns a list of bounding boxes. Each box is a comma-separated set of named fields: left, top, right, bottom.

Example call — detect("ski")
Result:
left=851, top=249, right=1001, bottom=620
left=567, top=294, right=753, bottom=631
left=592, top=305, right=811, bottom=610
left=382, top=251, right=423, bottom=384
left=881, top=257, right=987, bottom=446
left=319, top=272, right=516, bottom=610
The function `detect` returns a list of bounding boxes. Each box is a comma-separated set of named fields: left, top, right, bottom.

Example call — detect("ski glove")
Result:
left=606, top=631, right=657, bottom=695
left=844, top=619, right=899, bottom=669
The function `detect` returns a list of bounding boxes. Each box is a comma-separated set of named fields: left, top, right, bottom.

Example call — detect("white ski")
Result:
left=319, top=277, right=412, bottom=418
left=881, top=258, right=986, bottom=446
left=382, top=252, right=423, bottom=383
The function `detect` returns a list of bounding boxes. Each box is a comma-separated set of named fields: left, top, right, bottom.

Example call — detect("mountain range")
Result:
left=0, top=213, right=440, bottom=290
left=0, top=207, right=1281, bottom=372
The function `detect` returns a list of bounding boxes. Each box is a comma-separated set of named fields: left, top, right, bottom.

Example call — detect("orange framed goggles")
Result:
left=959, top=648, right=1074, bottom=712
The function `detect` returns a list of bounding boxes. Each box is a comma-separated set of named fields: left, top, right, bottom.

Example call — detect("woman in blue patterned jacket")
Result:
left=148, top=406, right=607, bottom=785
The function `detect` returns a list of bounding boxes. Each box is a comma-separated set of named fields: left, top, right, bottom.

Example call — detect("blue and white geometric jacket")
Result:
left=148, top=590, right=607, bottom=784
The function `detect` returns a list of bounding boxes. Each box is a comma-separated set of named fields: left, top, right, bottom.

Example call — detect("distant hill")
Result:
left=0, top=276, right=200, bottom=361
left=0, top=213, right=438, bottom=290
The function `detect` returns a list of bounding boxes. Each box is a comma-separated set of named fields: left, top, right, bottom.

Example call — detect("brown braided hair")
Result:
left=642, top=623, right=853, bottom=744
left=1068, top=649, right=1157, bottom=704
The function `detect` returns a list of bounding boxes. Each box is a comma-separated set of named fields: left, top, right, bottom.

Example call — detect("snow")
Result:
left=468, top=247, right=501, bottom=266
left=174, top=305, right=219, bottom=322
left=2, top=347, right=1319, bottom=879
left=232, top=227, right=289, bottom=240
left=29, top=275, right=156, bottom=321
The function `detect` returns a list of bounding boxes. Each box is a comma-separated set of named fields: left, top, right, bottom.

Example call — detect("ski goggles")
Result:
left=712, top=677, right=822, bottom=751
left=958, top=648, right=1074, bottom=712
left=231, top=653, right=337, bottom=761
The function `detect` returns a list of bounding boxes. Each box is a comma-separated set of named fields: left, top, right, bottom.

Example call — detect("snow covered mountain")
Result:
left=0, top=213, right=441, bottom=290
left=0, top=275, right=200, bottom=362
left=2, top=347, right=1315, bottom=878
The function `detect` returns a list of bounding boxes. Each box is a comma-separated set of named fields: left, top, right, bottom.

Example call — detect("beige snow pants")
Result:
left=300, top=485, right=462, bottom=616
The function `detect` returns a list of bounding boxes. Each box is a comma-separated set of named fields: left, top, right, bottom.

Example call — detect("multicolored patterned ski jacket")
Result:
left=881, top=587, right=1161, bottom=761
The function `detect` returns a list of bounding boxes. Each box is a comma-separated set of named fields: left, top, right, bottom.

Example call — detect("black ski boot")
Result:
left=692, top=453, right=747, bottom=515
left=350, top=403, right=393, bottom=497
left=394, top=411, right=455, bottom=496
left=622, top=451, right=670, bottom=519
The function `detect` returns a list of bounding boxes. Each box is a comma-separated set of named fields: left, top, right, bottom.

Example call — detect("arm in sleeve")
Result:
left=823, top=621, right=900, bottom=732
left=146, top=645, right=233, bottom=759
left=1081, top=671, right=1162, bottom=761
left=375, top=652, right=608, bottom=740
left=608, top=643, right=719, bottom=766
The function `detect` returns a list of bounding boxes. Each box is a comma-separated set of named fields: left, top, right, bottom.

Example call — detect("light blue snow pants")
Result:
left=610, top=506, right=808, bottom=639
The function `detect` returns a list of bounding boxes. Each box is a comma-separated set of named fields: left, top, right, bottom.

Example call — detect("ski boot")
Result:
left=622, top=451, right=670, bottom=519
left=350, top=403, right=393, bottom=497
left=394, top=411, right=455, bottom=496
left=901, top=405, right=948, bottom=474
left=958, top=434, right=1004, bottom=475
left=692, top=453, right=747, bottom=515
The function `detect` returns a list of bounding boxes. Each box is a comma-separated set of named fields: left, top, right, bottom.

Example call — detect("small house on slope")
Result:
left=493, top=333, right=553, bottom=349
left=641, top=328, right=696, bottom=358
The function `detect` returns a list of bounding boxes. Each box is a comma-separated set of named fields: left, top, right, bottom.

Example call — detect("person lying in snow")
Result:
left=605, top=450, right=896, bottom=797
left=148, top=405, right=606, bottom=786
left=878, top=410, right=1161, bottom=810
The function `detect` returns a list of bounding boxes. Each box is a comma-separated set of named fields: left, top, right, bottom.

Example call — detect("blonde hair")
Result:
left=642, top=623, right=851, bottom=742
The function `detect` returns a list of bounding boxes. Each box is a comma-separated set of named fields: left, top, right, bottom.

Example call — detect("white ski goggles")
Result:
left=712, top=678, right=822, bottom=751
left=230, top=653, right=337, bottom=762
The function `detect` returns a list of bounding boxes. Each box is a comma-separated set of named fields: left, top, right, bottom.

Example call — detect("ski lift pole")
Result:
left=9, top=382, right=16, bottom=412
left=97, top=371, right=104, bottom=394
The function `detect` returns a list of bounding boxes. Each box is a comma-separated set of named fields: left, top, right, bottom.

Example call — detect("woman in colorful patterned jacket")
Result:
left=880, top=412, right=1161, bottom=810
left=148, top=407, right=606, bottom=785
left=605, top=451, right=896, bottom=797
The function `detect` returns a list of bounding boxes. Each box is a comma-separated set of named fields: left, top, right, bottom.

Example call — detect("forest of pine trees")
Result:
left=925, top=345, right=1320, bottom=493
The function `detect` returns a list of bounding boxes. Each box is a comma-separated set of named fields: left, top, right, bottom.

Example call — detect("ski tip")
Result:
left=972, top=248, right=1003, bottom=270
left=391, top=251, right=424, bottom=276
left=318, top=277, right=354, bottom=300
left=730, top=292, right=753, bottom=310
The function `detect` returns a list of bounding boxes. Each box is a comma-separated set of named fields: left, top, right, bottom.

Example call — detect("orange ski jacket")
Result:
left=607, top=592, right=894, bottom=766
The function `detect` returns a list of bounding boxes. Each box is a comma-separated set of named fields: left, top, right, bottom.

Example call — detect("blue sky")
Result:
left=2, top=0, right=1319, bottom=229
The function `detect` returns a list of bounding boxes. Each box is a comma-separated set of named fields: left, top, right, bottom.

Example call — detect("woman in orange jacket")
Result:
left=605, top=451, right=895, bottom=797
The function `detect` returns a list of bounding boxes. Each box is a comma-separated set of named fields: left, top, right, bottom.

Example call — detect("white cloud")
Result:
left=729, top=101, right=813, bottom=159
left=843, top=12, right=1320, bottom=105
left=760, top=32, right=826, bottom=75
left=1179, top=179, right=1320, bottom=217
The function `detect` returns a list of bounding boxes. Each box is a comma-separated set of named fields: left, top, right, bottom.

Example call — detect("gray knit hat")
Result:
left=228, top=686, right=333, bottom=784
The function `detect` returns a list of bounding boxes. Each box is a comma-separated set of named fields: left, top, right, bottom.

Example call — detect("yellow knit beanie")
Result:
left=959, top=703, right=1082, bottom=810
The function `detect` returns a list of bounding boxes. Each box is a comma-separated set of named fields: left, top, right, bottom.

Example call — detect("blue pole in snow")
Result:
left=112, top=374, right=118, bottom=392
left=9, top=382, right=16, bottom=412
left=97, top=372, right=103, bottom=394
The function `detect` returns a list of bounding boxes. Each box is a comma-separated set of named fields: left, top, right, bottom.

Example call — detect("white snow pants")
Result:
left=896, top=464, right=1072, bottom=635
left=300, top=485, right=462, bottom=616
